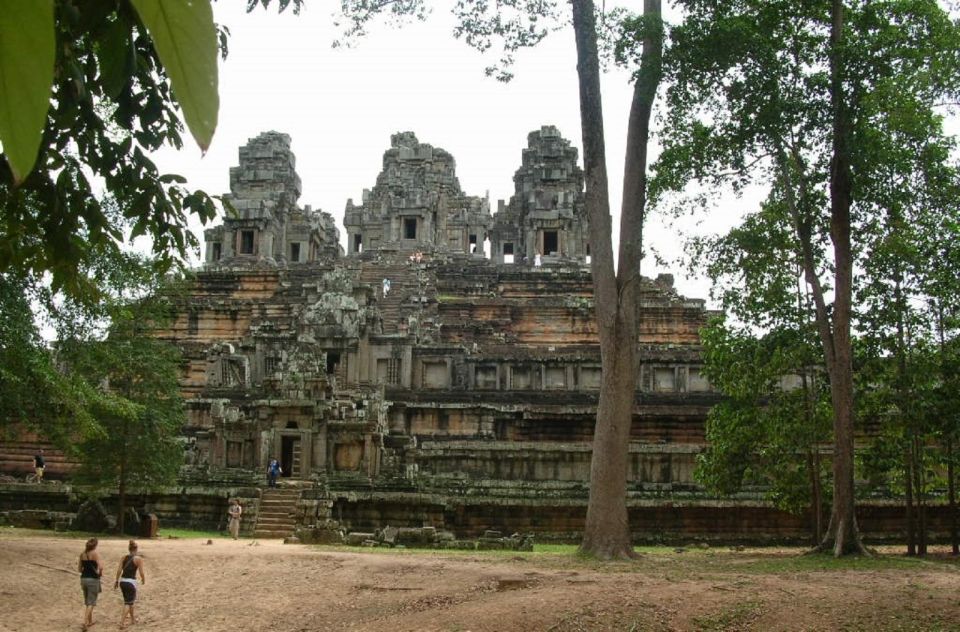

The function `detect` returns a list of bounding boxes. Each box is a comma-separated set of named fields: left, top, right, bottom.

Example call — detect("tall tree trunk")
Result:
left=820, top=0, right=867, bottom=557
left=118, top=418, right=129, bottom=535
left=937, top=304, right=958, bottom=555
left=895, top=277, right=915, bottom=556
left=801, top=368, right=823, bottom=545
left=905, top=440, right=916, bottom=555
left=808, top=450, right=824, bottom=545
left=118, top=460, right=127, bottom=536
left=572, top=0, right=662, bottom=559
left=949, top=438, right=958, bottom=555
left=914, top=436, right=927, bottom=556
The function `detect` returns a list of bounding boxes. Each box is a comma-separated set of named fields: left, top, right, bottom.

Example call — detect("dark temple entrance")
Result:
left=281, top=436, right=300, bottom=478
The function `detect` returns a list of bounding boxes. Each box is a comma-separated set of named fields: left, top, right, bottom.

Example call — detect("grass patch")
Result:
left=158, top=528, right=226, bottom=540
left=0, top=526, right=228, bottom=541
left=732, top=551, right=944, bottom=574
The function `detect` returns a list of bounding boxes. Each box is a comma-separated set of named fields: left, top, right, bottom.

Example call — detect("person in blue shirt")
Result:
left=267, top=458, right=282, bottom=487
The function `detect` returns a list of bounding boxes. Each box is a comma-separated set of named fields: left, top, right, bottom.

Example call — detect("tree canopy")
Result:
left=657, top=0, right=960, bottom=554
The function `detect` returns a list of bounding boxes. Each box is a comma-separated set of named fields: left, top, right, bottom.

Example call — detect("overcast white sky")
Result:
left=149, top=3, right=957, bottom=306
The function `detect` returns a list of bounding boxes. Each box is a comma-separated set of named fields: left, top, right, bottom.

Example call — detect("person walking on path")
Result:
left=114, top=540, right=145, bottom=629
left=78, top=537, right=103, bottom=631
left=227, top=499, right=242, bottom=540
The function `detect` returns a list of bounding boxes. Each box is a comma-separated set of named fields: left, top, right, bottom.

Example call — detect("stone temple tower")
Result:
left=343, top=132, right=492, bottom=255
left=489, top=125, right=589, bottom=265
left=204, top=131, right=342, bottom=266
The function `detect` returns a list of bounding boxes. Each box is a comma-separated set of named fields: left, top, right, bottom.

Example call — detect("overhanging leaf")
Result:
left=96, top=17, right=133, bottom=99
left=0, top=0, right=55, bottom=183
left=130, top=0, right=219, bottom=151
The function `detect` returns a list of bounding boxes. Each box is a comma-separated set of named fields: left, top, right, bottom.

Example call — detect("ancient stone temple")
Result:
left=0, top=130, right=946, bottom=543
left=203, top=131, right=342, bottom=266
left=144, top=128, right=758, bottom=542
left=489, top=125, right=590, bottom=264
left=343, top=131, right=492, bottom=255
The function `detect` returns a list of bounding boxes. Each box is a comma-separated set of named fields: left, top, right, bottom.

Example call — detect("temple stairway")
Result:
left=360, top=259, right=423, bottom=333
left=253, top=488, right=300, bottom=538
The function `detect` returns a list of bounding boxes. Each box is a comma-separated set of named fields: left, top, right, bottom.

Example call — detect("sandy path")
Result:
left=2, top=534, right=959, bottom=631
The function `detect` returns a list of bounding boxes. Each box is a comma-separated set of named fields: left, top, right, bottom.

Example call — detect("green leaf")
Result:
left=130, top=0, right=219, bottom=151
left=0, top=0, right=55, bottom=183
left=96, top=17, right=133, bottom=99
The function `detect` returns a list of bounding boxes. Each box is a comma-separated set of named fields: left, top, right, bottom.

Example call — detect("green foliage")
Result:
left=659, top=0, right=960, bottom=525
left=697, top=320, right=831, bottom=514
left=0, top=0, right=299, bottom=299
left=0, top=1, right=55, bottom=183
left=130, top=0, right=219, bottom=151
left=59, top=262, right=187, bottom=492
left=0, top=274, right=96, bottom=444
left=1, top=228, right=188, bottom=493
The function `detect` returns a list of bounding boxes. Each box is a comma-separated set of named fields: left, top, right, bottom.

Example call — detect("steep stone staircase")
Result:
left=360, top=258, right=422, bottom=333
left=253, top=488, right=300, bottom=539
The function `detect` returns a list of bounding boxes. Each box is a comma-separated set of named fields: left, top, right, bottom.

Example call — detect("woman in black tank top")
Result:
left=114, top=539, right=146, bottom=628
left=77, top=538, right=103, bottom=631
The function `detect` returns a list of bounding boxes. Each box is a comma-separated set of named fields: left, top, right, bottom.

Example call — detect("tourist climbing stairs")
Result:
left=253, top=488, right=300, bottom=539
left=360, top=258, right=424, bottom=333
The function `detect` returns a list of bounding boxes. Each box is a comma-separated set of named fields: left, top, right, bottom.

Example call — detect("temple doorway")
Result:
left=281, top=435, right=300, bottom=478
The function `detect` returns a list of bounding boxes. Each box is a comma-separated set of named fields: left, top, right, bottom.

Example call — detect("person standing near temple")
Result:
left=32, top=449, right=45, bottom=482
left=267, top=458, right=282, bottom=488
left=227, top=499, right=242, bottom=540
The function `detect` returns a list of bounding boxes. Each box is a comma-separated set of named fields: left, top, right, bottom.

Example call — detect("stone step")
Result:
left=257, top=513, right=295, bottom=521
left=254, top=486, right=301, bottom=538
left=252, top=531, right=293, bottom=539
left=260, top=498, right=298, bottom=505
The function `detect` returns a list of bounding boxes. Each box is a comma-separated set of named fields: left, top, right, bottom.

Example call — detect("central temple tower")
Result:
left=343, top=132, right=492, bottom=255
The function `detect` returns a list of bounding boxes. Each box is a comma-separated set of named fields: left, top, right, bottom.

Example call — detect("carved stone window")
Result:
left=290, top=242, right=301, bottom=262
left=545, top=366, right=566, bottom=389
left=688, top=367, right=711, bottom=392
left=654, top=367, right=676, bottom=392
left=377, top=358, right=400, bottom=385
left=240, top=230, right=255, bottom=254
left=404, top=217, right=417, bottom=240
left=264, top=356, right=279, bottom=376
left=211, top=242, right=222, bottom=261
left=510, top=366, right=531, bottom=389
left=475, top=365, right=498, bottom=389
left=580, top=366, right=602, bottom=390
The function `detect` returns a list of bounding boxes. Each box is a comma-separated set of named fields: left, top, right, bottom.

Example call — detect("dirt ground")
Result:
left=2, top=532, right=959, bottom=632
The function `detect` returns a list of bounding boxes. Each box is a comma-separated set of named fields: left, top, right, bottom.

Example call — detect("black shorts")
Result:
left=120, top=581, right=137, bottom=605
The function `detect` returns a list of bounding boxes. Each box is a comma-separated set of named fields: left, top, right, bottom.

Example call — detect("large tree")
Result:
left=655, top=0, right=960, bottom=555
left=690, top=199, right=833, bottom=542
left=333, top=0, right=663, bottom=558
left=55, top=250, right=189, bottom=534
left=571, top=0, right=662, bottom=559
